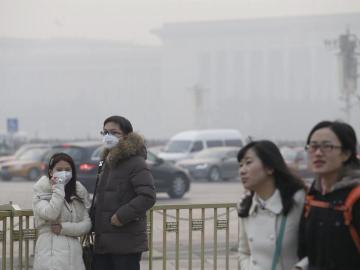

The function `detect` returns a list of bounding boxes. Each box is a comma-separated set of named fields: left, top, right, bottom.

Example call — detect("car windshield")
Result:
left=44, top=147, right=84, bottom=163
left=14, top=145, right=41, bottom=159
left=194, top=149, right=228, bottom=159
left=17, top=148, right=48, bottom=161
left=91, top=146, right=103, bottom=161
left=147, top=151, right=158, bottom=162
left=164, top=140, right=191, bottom=153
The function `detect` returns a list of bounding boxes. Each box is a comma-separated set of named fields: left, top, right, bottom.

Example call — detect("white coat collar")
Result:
left=249, top=189, right=283, bottom=215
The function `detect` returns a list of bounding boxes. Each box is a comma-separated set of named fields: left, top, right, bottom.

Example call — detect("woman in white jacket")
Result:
left=237, top=140, right=306, bottom=270
left=32, top=153, right=92, bottom=270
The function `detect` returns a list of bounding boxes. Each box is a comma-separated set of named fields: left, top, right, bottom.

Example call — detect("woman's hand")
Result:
left=51, top=223, right=62, bottom=235
left=50, top=176, right=58, bottom=186
left=111, top=214, right=122, bottom=226
left=51, top=176, right=66, bottom=186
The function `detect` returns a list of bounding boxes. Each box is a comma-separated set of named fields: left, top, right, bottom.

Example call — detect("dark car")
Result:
left=176, top=147, right=240, bottom=182
left=42, top=141, right=102, bottom=193
left=90, top=146, right=191, bottom=198
left=146, top=150, right=191, bottom=198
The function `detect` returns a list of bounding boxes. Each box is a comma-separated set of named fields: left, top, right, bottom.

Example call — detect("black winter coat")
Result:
left=298, top=170, right=360, bottom=270
left=93, top=132, right=156, bottom=254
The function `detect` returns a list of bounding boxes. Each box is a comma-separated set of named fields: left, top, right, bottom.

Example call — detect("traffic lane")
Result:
left=156, top=181, right=244, bottom=204
left=0, top=177, right=34, bottom=208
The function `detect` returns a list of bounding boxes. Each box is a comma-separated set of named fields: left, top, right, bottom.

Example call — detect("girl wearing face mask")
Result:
left=237, top=140, right=306, bottom=270
left=296, top=121, right=360, bottom=270
left=32, top=153, right=92, bottom=270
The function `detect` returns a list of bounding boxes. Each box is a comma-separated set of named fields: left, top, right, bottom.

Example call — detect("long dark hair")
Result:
left=237, top=140, right=305, bottom=217
left=48, top=153, right=78, bottom=203
left=306, top=120, right=360, bottom=168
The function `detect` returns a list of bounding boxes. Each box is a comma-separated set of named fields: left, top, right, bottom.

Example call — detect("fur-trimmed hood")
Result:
left=101, top=132, right=147, bottom=168
left=313, top=167, right=360, bottom=192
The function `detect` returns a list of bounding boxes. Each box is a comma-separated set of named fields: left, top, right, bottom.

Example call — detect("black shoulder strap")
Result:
left=89, top=160, right=104, bottom=211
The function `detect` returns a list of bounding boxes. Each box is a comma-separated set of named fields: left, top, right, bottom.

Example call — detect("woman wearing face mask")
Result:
left=295, top=121, right=360, bottom=270
left=237, top=140, right=306, bottom=270
left=32, top=153, right=92, bottom=270
left=92, top=115, right=156, bottom=270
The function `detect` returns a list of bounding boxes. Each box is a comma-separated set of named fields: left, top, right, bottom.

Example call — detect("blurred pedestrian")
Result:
left=237, top=140, right=306, bottom=270
left=32, top=153, right=92, bottom=270
left=92, top=115, right=156, bottom=270
left=296, top=121, right=360, bottom=270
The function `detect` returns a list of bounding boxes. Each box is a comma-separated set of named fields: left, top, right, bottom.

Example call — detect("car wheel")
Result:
left=1, top=174, right=12, bottom=181
left=208, top=167, right=221, bottom=182
left=222, top=177, right=230, bottom=182
left=168, top=174, right=187, bottom=199
left=27, top=168, right=41, bottom=181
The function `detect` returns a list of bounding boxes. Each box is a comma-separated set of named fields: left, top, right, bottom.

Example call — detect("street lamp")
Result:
left=324, top=28, right=360, bottom=122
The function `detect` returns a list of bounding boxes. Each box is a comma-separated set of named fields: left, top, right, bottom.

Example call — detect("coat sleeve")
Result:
left=115, top=157, right=156, bottom=225
left=33, top=184, right=65, bottom=222
left=60, top=207, right=92, bottom=237
left=60, top=182, right=92, bottom=237
left=238, top=218, right=251, bottom=270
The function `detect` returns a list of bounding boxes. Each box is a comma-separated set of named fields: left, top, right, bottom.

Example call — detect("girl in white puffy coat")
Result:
left=32, top=153, right=92, bottom=270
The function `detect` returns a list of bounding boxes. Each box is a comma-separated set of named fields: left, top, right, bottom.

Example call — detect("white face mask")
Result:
left=103, top=134, right=119, bottom=149
left=53, top=171, right=72, bottom=185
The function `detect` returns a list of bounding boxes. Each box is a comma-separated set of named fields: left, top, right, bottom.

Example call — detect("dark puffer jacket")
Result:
left=93, top=132, right=156, bottom=254
left=298, top=169, right=360, bottom=270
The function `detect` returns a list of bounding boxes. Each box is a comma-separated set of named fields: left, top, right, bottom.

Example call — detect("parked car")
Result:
left=280, top=146, right=313, bottom=179
left=90, top=147, right=191, bottom=198
left=42, top=141, right=102, bottom=193
left=0, top=143, right=12, bottom=156
left=158, top=129, right=244, bottom=163
left=146, top=150, right=191, bottom=198
left=0, top=143, right=50, bottom=165
left=176, top=147, right=240, bottom=182
left=0, top=145, right=51, bottom=181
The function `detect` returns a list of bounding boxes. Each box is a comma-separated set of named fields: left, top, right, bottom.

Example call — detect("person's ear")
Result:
left=341, top=150, right=351, bottom=164
left=266, top=168, right=274, bottom=176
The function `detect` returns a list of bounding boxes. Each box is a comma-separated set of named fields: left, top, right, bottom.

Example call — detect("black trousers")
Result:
left=92, top=253, right=142, bottom=270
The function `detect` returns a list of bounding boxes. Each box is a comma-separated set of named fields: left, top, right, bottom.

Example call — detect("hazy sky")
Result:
left=1, top=0, right=360, bottom=140
left=1, top=0, right=360, bottom=45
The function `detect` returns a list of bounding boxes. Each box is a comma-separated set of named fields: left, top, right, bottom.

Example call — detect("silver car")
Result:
left=176, top=147, right=240, bottom=182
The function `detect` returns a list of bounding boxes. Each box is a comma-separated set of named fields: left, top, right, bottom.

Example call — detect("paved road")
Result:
left=0, top=177, right=244, bottom=209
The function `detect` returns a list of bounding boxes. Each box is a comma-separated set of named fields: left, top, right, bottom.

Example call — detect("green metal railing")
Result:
left=0, top=202, right=239, bottom=270
left=148, top=203, right=238, bottom=270
left=0, top=203, right=37, bottom=270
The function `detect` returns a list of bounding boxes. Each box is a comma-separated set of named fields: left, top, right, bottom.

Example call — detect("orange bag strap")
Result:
left=304, top=195, right=346, bottom=218
left=304, top=195, right=313, bottom=218
left=343, top=185, right=360, bottom=253
left=343, top=185, right=360, bottom=224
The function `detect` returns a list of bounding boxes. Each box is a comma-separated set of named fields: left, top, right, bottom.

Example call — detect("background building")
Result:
left=156, top=12, right=360, bottom=140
